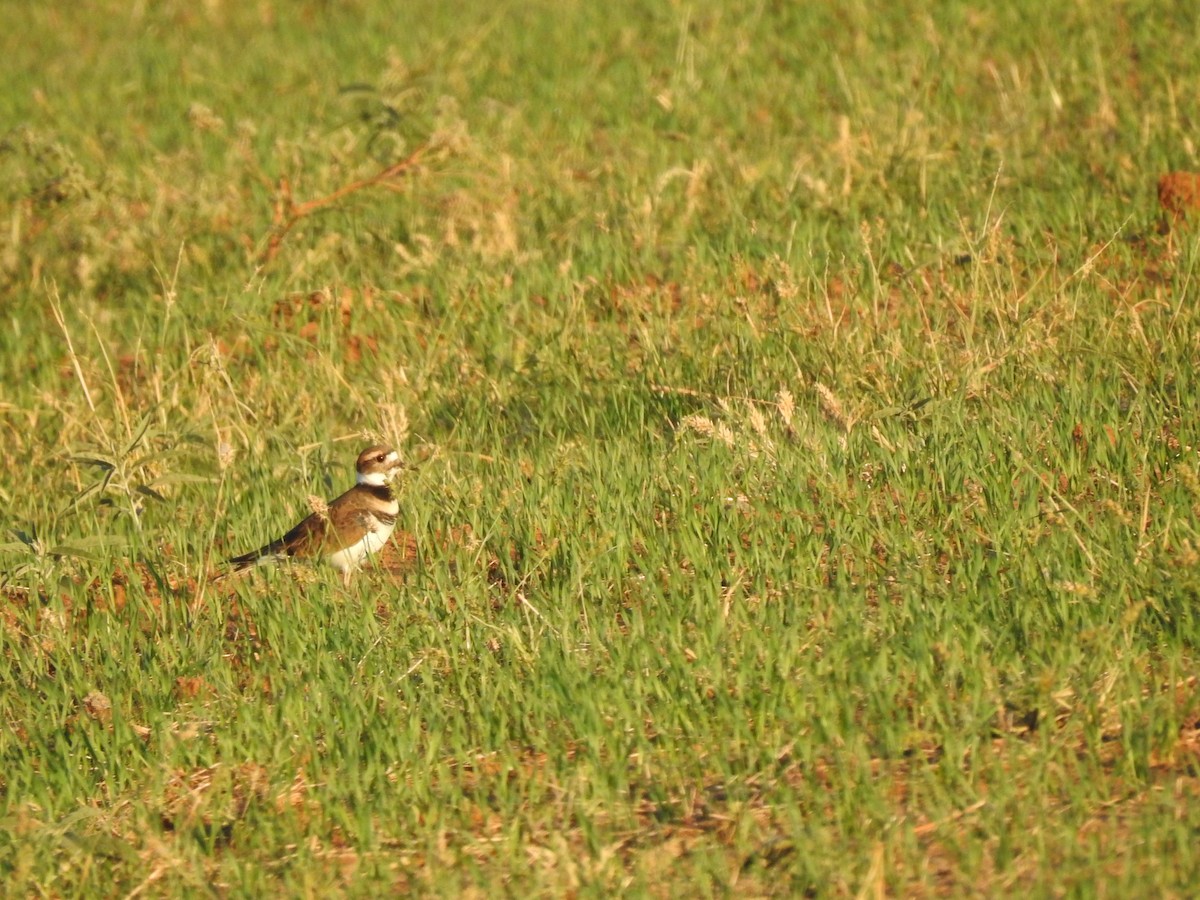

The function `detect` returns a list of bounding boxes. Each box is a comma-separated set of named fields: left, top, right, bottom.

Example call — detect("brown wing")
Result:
left=226, top=511, right=331, bottom=570
left=225, top=485, right=383, bottom=571
left=275, top=512, right=334, bottom=558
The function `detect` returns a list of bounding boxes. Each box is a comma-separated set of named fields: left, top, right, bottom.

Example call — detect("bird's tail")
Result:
left=211, top=541, right=286, bottom=583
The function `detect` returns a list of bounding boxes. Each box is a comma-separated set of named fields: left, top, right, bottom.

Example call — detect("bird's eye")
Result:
left=376, top=454, right=386, bottom=462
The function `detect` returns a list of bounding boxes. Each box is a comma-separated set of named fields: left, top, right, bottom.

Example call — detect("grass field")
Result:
left=3, top=0, right=1200, bottom=895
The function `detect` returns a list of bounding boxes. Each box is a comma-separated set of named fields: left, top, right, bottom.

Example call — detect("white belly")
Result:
left=327, top=519, right=396, bottom=573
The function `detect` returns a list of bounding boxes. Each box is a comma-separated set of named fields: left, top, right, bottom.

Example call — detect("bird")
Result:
left=217, top=444, right=405, bottom=585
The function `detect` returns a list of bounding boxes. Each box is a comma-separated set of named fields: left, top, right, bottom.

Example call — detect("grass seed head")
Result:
left=307, top=494, right=329, bottom=521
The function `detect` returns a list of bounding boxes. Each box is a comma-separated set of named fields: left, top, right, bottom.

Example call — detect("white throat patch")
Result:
left=357, top=452, right=400, bottom=486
